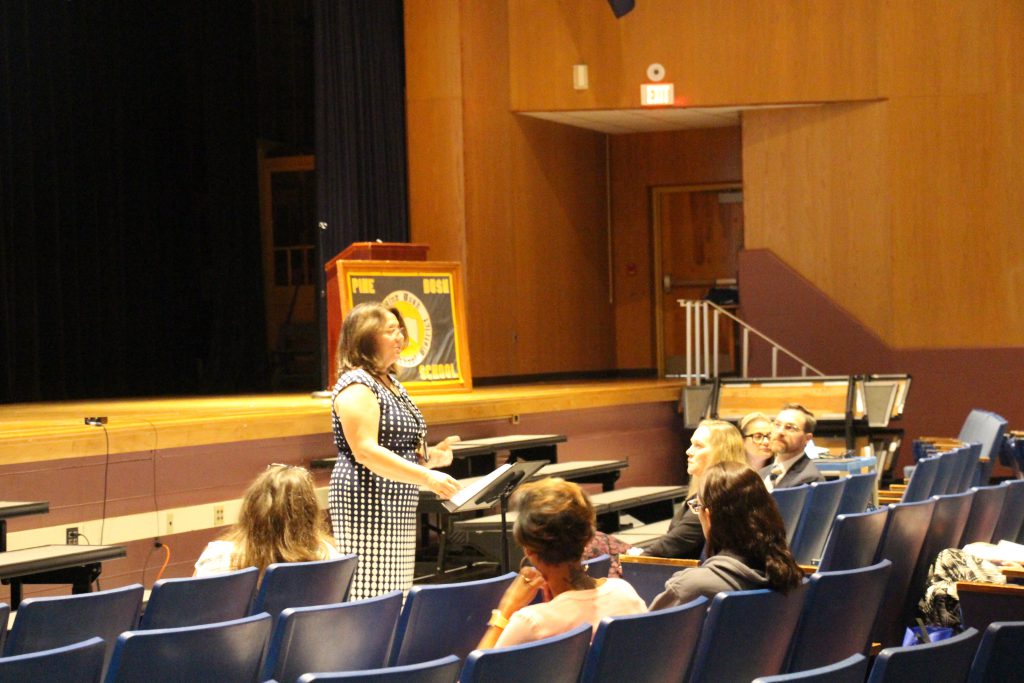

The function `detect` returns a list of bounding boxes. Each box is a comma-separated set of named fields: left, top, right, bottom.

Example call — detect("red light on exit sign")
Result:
left=641, top=83, right=674, bottom=106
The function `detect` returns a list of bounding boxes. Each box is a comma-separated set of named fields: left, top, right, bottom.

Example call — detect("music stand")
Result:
left=462, top=459, right=548, bottom=572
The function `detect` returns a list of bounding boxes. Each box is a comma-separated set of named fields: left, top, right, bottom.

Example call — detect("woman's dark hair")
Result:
left=512, top=478, right=595, bottom=565
left=700, top=461, right=803, bottom=593
left=334, top=302, right=407, bottom=378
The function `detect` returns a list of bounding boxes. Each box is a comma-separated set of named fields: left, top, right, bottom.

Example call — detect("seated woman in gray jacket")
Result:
left=649, top=461, right=803, bottom=610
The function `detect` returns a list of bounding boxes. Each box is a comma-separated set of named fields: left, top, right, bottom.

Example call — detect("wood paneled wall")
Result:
left=745, top=1, right=1024, bottom=348
left=405, top=0, right=614, bottom=378
left=408, top=0, right=1024, bottom=377
left=507, top=0, right=880, bottom=110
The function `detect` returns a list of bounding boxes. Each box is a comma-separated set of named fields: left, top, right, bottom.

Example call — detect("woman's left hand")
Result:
left=426, top=435, right=460, bottom=469
left=496, top=566, right=545, bottom=617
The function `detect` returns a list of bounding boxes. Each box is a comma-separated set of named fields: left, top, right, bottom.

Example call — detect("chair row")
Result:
left=755, top=619, right=1023, bottom=683
left=880, top=442, right=983, bottom=504
left=1, top=554, right=359, bottom=677
left=770, top=469, right=875, bottom=566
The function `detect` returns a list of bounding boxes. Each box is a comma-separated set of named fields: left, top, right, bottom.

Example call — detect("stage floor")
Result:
left=0, top=379, right=685, bottom=465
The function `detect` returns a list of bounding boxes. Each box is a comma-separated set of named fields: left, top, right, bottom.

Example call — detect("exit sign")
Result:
left=641, top=83, right=674, bottom=106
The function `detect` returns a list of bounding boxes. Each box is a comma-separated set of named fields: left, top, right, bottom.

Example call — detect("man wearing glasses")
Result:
left=761, top=403, right=825, bottom=491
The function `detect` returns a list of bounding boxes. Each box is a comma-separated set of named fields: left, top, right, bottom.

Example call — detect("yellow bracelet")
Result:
left=488, top=609, right=510, bottom=629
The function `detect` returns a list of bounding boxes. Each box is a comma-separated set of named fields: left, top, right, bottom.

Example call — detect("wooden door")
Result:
left=653, top=184, right=743, bottom=378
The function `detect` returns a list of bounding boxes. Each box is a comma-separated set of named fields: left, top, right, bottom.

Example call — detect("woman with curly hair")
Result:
left=477, top=478, right=647, bottom=649
left=194, top=464, right=339, bottom=577
left=649, top=461, right=803, bottom=609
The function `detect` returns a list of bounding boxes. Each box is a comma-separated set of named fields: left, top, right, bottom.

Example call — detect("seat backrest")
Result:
left=955, top=443, right=984, bottom=494
left=460, top=622, right=591, bottom=683
left=139, top=567, right=258, bottom=629
left=687, top=583, right=808, bottom=683
left=581, top=553, right=610, bottom=579
left=866, top=627, right=980, bottom=683
left=817, top=507, right=889, bottom=572
left=901, top=455, right=940, bottom=503
left=959, top=485, right=1009, bottom=546
left=105, top=612, right=272, bottom=683
left=958, top=410, right=1008, bottom=487
left=618, top=559, right=684, bottom=606
left=296, top=654, right=462, bottom=683
left=906, top=490, right=976, bottom=611
left=390, top=572, right=516, bottom=666
left=250, top=554, right=358, bottom=619
left=790, top=478, right=847, bottom=565
left=785, top=560, right=892, bottom=673
left=0, top=602, right=8, bottom=654
left=931, top=449, right=961, bottom=497
left=753, top=653, right=868, bottom=683
left=958, top=582, right=1024, bottom=632
left=771, top=485, right=811, bottom=546
left=967, top=620, right=1024, bottom=683
left=835, top=471, right=876, bottom=516
left=959, top=410, right=1008, bottom=463
left=4, top=582, right=143, bottom=676
left=991, top=479, right=1024, bottom=544
left=0, top=636, right=105, bottom=683
left=579, top=595, right=707, bottom=683
left=263, top=590, right=404, bottom=683
left=871, top=498, right=936, bottom=647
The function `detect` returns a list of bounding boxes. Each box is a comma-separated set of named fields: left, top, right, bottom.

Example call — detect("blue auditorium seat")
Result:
left=834, top=471, right=876, bottom=516
left=789, top=478, right=846, bottom=565
left=0, top=636, right=104, bottom=683
left=817, top=507, right=889, bottom=572
left=297, top=655, right=461, bottom=683
left=262, top=590, right=403, bottom=683
left=967, top=620, right=1024, bottom=683
left=139, top=566, right=257, bottom=629
left=104, top=612, right=272, bottom=683
left=754, top=653, right=868, bottom=683
left=870, top=498, right=936, bottom=647
left=959, top=484, right=1008, bottom=545
left=250, top=554, right=358, bottom=619
left=784, top=560, right=891, bottom=673
left=619, top=558, right=684, bottom=606
left=582, top=553, right=611, bottom=579
left=991, top=479, right=1024, bottom=543
left=4, top=582, right=143, bottom=677
left=771, top=485, right=811, bottom=546
left=687, top=583, right=807, bottom=683
left=867, top=627, right=980, bottom=683
left=389, top=572, right=516, bottom=666
left=460, top=623, right=591, bottom=683
left=958, top=410, right=1007, bottom=488
left=579, top=595, right=707, bottom=683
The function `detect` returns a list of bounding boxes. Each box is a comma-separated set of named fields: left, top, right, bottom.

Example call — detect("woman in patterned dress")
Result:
left=330, top=302, right=461, bottom=599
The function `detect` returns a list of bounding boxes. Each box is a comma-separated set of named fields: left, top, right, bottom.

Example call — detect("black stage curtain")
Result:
left=0, top=2, right=265, bottom=402
left=314, top=0, right=410, bottom=382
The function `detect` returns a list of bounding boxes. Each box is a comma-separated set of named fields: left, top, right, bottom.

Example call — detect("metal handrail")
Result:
left=677, top=299, right=825, bottom=384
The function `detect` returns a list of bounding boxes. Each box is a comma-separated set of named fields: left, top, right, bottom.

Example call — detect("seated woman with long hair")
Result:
left=649, top=461, right=803, bottom=609
left=638, top=419, right=746, bottom=559
left=477, top=478, right=647, bottom=649
left=194, top=464, right=340, bottom=577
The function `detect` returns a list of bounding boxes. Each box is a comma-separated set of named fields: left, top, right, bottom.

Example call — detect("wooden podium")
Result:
left=324, top=243, right=471, bottom=393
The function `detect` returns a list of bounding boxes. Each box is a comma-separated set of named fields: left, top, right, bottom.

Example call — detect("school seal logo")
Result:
left=383, top=290, right=432, bottom=369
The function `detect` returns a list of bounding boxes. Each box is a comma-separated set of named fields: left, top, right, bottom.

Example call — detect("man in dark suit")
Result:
left=760, top=403, right=825, bottom=491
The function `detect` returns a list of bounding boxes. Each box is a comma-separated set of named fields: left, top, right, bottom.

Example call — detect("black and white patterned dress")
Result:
left=329, top=368, right=426, bottom=600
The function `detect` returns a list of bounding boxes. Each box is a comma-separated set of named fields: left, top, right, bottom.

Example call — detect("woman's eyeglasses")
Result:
left=744, top=432, right=771, bottom=444
left=686, top=498, right=706, bottom=514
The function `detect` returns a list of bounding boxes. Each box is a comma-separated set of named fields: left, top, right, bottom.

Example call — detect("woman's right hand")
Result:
left=424, top=469, right=461, bottom=499
left=496, top=566, right=544, bottom=617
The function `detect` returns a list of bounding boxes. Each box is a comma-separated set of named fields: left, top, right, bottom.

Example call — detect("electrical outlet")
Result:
left=213, top=505, right=225, bottom=526
left=166, top=512, right=174, bottom=534
left=66, top=527, right=79, bottom=544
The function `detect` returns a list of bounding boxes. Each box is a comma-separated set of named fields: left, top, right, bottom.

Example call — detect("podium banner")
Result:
left=337, top=260, right=471, bottom=392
